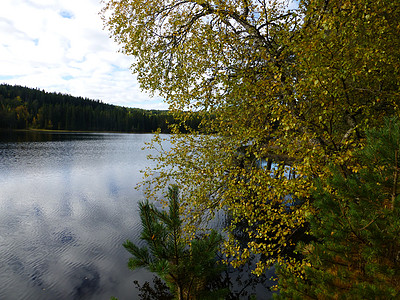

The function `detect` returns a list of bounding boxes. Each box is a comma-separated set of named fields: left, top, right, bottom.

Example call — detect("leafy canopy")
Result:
left=102, top=0, right=400, bottom=275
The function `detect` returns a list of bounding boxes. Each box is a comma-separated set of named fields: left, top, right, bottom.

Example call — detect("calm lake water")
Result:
left=0, top=131, right=165, bottom=299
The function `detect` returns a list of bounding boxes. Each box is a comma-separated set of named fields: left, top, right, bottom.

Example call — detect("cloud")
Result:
left=0, top=0, right=167, bottom=109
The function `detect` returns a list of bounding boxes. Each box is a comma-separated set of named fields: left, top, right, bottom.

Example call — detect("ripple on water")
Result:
left=55, top=229, right=77, bottom=246
left=0, top=133, right=164, bottom=299
left=71, top=265, right=101, bottom=300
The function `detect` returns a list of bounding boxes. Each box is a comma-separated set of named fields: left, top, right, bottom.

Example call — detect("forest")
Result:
left=0, top=84, right=200, bottom=133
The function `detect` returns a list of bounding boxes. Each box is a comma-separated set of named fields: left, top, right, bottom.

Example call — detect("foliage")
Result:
left=123, top=185, right=227, bottom=300
left=102, top=0, right=400, bottom=278
left=276, top=117, right=400, bottom=299
left=0, top=84, right=201, bottom=132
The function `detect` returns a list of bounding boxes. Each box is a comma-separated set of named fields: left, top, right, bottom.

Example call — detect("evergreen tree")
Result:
left=123, top=186, right=227, bottom=300
left=0, top=84, right=196, bottom=132
left=276, top=117, right=400, bottom=299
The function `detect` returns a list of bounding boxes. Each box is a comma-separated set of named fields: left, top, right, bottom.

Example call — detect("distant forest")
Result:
left=0, top=84, right=200, bottom=133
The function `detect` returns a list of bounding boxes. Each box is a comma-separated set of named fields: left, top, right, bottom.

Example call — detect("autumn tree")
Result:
left=276, top=117, right=400, bottom=299
left=102, top=0, right=400, bottom=277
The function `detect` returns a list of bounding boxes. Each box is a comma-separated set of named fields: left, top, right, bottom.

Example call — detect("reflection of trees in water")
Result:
left=219, top=253, right=276, bottom=300
left=133, top=277, right=174, bottom=300
left=134, top=259, right=275, bottom=300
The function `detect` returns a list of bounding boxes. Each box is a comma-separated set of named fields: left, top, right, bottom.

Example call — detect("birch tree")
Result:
left=102, top=0, right=400, bottom=276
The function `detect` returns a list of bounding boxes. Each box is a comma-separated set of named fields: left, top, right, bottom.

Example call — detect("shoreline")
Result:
left=0, top=128, right=157, bottom=134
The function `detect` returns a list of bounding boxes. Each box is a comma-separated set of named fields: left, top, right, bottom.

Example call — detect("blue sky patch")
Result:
left=111, top=64, right=124, bottom=72
left=62, top=75, right=73, bottom=80
left=59, top=10, right=74, bottom=19
left=0, top=75, right=20, bottom=80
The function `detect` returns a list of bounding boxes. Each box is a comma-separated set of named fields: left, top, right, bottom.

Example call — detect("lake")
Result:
left=0, top=131, right=164, bottom=299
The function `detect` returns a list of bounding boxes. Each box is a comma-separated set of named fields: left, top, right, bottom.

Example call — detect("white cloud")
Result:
left=0, top=0, right=167, bottom=109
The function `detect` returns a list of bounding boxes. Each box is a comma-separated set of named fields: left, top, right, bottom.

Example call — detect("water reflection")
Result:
left=0, top=131, right=160, bottom=299
left=0, top=130, right=109, bottom=143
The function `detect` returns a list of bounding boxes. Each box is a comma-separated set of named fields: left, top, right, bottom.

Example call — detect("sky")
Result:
left=0, top=0, right=299, bottom=110
left=0, top=0, right=167, bottom=110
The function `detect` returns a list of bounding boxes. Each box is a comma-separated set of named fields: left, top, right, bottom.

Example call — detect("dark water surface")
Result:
left=0, top=131, right=163, bottom=299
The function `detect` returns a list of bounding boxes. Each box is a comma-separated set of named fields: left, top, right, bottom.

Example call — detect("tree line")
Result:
left=0, top=84, right=200, bottom=132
